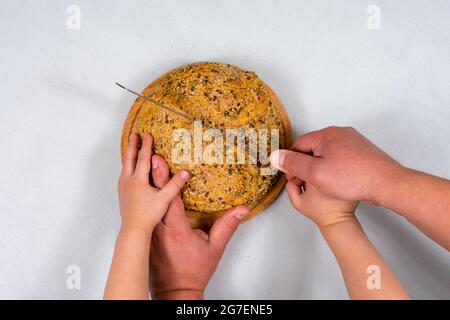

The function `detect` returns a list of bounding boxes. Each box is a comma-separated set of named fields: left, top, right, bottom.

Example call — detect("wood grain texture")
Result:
left=121, top=63, right=293, bottom=229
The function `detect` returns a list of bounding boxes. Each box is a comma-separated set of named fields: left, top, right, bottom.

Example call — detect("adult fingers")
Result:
left=286, top=129, right=324, bottom=179
left=162, top=197, right=190, bottom=228
left=208, top=205, right=250, bottom=252
left=134, top=133, right=153, bottom=181
left=291, top=129, right=323, bottom=154
left=122, top=134, right=139, bottom=176
left=286, top=172, right=295, bottom=181
left=270, top=149, right=318, bottom=181
left=286, top=178, right=304, bottom=212
left=151, top=155, right=170, bottom=188
left=159, top=170, right=189, bottom=201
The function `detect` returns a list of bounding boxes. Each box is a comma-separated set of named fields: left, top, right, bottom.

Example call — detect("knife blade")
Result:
left=115, top=82, right=198, bottom=123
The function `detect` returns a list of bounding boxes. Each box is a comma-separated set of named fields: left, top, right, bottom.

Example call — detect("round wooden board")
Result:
left=121, top=63, right=293, bottom=229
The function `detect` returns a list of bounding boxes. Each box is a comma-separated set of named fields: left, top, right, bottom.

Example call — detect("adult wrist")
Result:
left=370, top=163, right=408, bottom=207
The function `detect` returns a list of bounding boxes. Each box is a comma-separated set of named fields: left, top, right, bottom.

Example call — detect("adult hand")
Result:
left=149, top=154, right=250, bottom=300
left=270, top=126, right=402, bottom=204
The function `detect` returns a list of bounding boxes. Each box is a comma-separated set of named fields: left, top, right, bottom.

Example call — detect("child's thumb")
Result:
left=160, top=170, right=189, bottom=201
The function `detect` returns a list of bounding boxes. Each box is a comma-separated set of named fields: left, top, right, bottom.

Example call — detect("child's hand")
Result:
left=286, top=178, right=359, bottom=228
left=149, top=154, right=250, bottom=299
left=286, top=177, right=409, bottom=300
left=118, top=133, right=189, bottom=233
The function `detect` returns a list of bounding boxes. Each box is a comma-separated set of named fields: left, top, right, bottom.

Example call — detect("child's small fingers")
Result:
left=122, top=134, right=138, bottom=176
left=159, top=170, right=189, bottom=201
left=134, top=133, right=153, bottom=180
left=151, top=155, right=170, bottom=188
left=286, top=179, right=304, bottom=212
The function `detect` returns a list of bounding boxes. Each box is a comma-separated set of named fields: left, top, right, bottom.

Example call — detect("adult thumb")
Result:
left=270, top=149, right=317, bottom=181
left=209, top=205, right=250, bottom=252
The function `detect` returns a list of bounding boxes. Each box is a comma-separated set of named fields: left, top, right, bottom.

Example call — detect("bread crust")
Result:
left=121, top=62, right=292, bottom=229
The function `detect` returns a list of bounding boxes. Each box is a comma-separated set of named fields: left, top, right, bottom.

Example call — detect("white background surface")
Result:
left=0, top=0, right=449, bottom=299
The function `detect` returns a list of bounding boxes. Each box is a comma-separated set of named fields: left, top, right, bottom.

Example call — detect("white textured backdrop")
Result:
left=0, top=0, right=449, bottom=299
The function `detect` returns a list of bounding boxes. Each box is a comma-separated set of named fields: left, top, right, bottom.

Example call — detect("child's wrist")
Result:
left=315, top=211, right=357, bottom=230
left=119, top=223, right=154, bottom=237
left=318, top=215, right=360, bottom=234
left=152, top=289, right=204, bottom=300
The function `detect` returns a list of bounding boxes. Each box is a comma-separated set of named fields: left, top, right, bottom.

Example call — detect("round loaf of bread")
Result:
left=121, top=62, right=292, bottom=229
